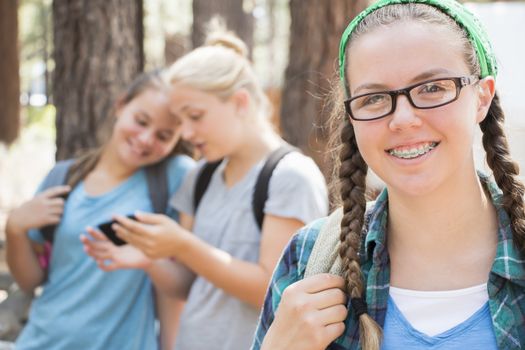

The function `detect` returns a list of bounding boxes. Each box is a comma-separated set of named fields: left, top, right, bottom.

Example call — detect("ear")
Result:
left=475, top=76, right=495, bottom=124
left=230, top=89, right=250, bottom=115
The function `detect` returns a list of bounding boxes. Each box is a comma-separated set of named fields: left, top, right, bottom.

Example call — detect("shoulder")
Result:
left=38, top=158, right=76, bottom=190
left=272, top=151, right=324, bottom=181
left=165, top=154, right=196, bottom=173
left=164, top=155, right=196, bottom=184
left=268, top=151, right=327, bottom=193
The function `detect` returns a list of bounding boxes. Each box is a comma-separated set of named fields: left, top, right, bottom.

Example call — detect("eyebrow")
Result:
left=352, top=68, right=455, bottom=95
left=136, top=110, right=151, bottom=119
left=180, top=105, right=204, bottom=113
left=158, top=129, right=174, bottom=138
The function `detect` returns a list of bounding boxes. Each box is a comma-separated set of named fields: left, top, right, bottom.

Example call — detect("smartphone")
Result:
left=97, top=215, right=137, bottom=246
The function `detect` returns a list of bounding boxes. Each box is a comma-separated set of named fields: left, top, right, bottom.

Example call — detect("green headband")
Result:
left=339, top=0, right=497, bottom=91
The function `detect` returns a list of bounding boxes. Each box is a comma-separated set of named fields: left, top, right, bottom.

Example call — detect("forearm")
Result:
left=5, top=220, right=45, bottom=292
left=156, top=289, right=185, bottom=350
left=176, top=234, right=271, bottom=308
left=145, top=258, right=195, bottom=299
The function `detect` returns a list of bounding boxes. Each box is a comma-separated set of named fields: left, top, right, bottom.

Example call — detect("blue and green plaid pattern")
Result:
left=252, top=179, right=525, bottom=349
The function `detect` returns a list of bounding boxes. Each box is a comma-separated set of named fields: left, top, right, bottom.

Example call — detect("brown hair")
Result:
left=327, top=3, right=525, bottom=350
left=66, top=69, right=192, bottom=188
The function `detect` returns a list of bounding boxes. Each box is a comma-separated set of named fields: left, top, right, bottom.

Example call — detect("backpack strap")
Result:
left=304, top=202, right=376, bottom=278
left=193, top=161, right=222, bottom=214
left=40, top=159, right=75, bottom=243
left=304, top=208, right=345, bottom=278
left=144, top=158, right=170, bottom=214
left=41, top=157, right=171, bottom=243
left=252, top=144, right=296, bottom=230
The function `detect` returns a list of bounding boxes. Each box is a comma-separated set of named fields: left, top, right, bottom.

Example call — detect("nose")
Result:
left=388, top=94, right=422, bottom=131
left=137, top=130, right=155, bottom=147
left=180, top=120, right=195, bottom=141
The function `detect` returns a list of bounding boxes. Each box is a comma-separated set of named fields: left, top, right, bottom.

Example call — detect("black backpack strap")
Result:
left=193, top=161, right=222, bottom=214
left=40, top=159, right=75, bottom=242
left=145, top=159, right=170, bottom=214
left=252, top=145, right=297, bottom=230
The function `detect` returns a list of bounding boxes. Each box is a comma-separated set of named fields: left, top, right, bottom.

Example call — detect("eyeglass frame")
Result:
left=343, top=75, right=480, bottom=121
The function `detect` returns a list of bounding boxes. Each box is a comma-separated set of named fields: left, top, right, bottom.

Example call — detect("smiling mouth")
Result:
left=387, top=142, right=439, bottom=159
left=128, top=142, right=150, bottom=157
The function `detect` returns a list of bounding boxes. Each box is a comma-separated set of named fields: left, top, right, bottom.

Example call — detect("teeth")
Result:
left=389, top=142, right=438, bottom=159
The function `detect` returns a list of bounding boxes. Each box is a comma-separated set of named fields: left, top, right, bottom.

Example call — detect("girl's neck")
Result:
left=83, top=146, right=138, bottom=196
left=223, top=127, right=282, bottom=188
left=96, top=146, right=137, bottom=180
left=386, top=169, right=498, bottom=290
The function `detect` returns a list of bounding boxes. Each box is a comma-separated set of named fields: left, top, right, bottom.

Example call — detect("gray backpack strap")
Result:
left=144, top=159, right=169, bottom=214
left=304, top=208, right=345, bottom=278
left=40, top=159, right=75, bottom=242
left=40, top=159, right=75, bottom=190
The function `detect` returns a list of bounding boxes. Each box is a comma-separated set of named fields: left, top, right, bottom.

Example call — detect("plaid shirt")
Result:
left=252, top=179, right=525, bottom=350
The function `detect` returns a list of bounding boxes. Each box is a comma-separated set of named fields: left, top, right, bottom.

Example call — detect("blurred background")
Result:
left=0, top=0, right=524, bottom=342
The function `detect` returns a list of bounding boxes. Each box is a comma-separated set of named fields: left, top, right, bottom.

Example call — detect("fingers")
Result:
left=316, top=303, right=348, bottom=325
left=324, top=322, right=346, bottom=343
left=291, top=273, right=346, bottom=294
left=134, top=211, right=167, bottom=225
left=114, top=215, right=150, bottom=235
left=113, top=222, right=149, bottom=248
left=42, top=185, right=71, bottom=199
left=310, top=287, right=347, bottom=310
left=48, top=197, right=66, bottom=208
left=44, top=214, right=63, bottom=225
left=85, top=227, right=109, bottom=242
left=96, top=259, right=118, bottom=272
left=81, top=233, right=113, bottom=259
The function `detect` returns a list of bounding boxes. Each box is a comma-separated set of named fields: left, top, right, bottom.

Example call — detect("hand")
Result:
left=81, top=227, right=152, bottom=271
left=261, top=274, right=347, bottom=350
left=113, top=212, right=188, bottom=260
left=7, top=186, right=71, bottom=236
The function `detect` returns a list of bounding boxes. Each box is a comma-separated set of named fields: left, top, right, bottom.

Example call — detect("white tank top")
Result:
left=389, top=283, right=489, bottom=336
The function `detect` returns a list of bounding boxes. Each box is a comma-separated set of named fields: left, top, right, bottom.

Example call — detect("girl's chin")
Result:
left=387, top=175, right=442, bottom=197
left=120, top=150, right=157, bottom=168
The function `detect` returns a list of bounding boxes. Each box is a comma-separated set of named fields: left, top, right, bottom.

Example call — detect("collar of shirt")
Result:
left=355, top=173, right=525, bottom=349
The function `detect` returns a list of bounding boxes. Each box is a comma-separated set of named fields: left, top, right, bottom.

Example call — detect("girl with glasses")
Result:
left=252, top=1, right=525, bottom=349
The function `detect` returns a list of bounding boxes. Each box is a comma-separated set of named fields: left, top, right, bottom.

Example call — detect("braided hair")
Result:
left=327, top=3, right=525, bottom=350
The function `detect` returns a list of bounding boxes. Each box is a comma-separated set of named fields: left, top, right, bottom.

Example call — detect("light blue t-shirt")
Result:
left=382, top=296, right=498, bottom=350
left=16, top=155, right=195, bottom=350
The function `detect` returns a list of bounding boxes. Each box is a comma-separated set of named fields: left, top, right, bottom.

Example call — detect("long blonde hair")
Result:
left=164, top=21, right=272, bottom=122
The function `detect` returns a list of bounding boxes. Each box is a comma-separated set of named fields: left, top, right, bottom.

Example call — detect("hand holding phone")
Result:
left=97, top=215, right=137, bottom=246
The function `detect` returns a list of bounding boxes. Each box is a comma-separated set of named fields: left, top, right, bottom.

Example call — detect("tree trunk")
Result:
left=192, top=0, right=254, bottom=55
left=0, top=0, right=20, bottom=145
left=280, top=0, right=368, bottom=173
left=52, top=0, right=144, bottom=160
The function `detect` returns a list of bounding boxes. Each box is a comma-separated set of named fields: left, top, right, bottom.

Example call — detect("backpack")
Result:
left=38, top=158, right=170, bottom=244
left=304, top=202, right=375, bottom=278
left=192, top=144, right=296, bottom=230
left=304, top=208, right=345, bottom=278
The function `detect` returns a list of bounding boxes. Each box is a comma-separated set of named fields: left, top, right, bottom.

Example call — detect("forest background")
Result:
left=0, top=0, right=524, bottom=342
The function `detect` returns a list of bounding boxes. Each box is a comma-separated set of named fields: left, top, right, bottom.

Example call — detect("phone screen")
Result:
left=97, top=215, right=136, bottom=246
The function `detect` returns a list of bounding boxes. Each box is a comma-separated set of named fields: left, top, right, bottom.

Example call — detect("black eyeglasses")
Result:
left=344, top=75, right=479, bottom=121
